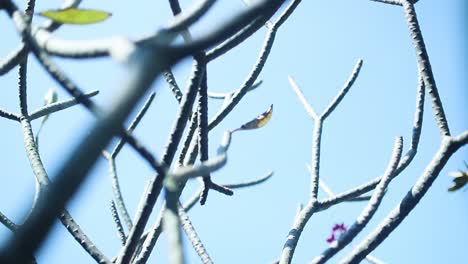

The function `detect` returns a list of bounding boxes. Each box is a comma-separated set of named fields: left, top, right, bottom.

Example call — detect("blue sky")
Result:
left=0, top=0, right=466, bottom=263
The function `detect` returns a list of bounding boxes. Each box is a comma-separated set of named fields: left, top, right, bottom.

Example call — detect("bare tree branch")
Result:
left=0, top=211, right=17, bottom=232
left=281, top=58, right=363, bottom=264
left=28, top=90, right=99, bottom=121
left=401, top=0, right=450, bottom=136
left=312, top=137, right=403, bottom=263
left=340, top=131, right=468, bottom=264
left=109, top=200, right=127, bottom=246
left=178, top=205, right=213, bottom=264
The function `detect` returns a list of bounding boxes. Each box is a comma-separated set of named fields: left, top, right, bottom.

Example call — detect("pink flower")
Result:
left=326, top=223, right=347, bottom=243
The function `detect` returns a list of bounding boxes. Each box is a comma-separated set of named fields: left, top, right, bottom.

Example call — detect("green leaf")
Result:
left=38, top=8, right=111, bottom=25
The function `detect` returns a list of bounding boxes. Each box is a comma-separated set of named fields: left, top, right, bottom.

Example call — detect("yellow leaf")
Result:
left=233, top=104, right=273, bottom=132
left=39, top=8, right=112, bottom=25
left=448, top=171, right=468, bottom=192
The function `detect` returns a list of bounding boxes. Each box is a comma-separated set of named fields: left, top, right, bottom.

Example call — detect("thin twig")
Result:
left=103, top=153, right=133, bottom=231
left=0, top=0, right=82, bottom=75
left=103, top=93, right=157, bottom=237
left=0, top=109, right=20, bottom=121
left=178, top=205, right=213, bottom=264
left=8, top=6, right=167, bottom=176
left=309, top=120, right=323, bottom=199
left=111, top=92, right=156, bottom=158
left=59, top=210, right=111, bottom=264
left=183, top=170, right=274, bottom=212
left=205, top=11, right=277, bottom=62
left=0, top=211, right=17, bottom=232
left=0, top=44, right=28, bottom=76
left=19, top=116, right=111, bottom=264
left=207, top=80, right=263, bottom=99
left=197, top=72, right=212, bottom=205
left=224, top=170, right=274, bottom=188
left=163, top=70, right=183, bottom=103
left=288, top=76, right=319, bottom=120
left=208, top=0, right=301, bottom=131
left=118, top=0, right=286, bottom=260
left=133, top=170, right=273, bottom=263
left=340, top=132, right=468, bottom=264
left=162, top=57, right=205, bottom=165
left=28, top=90, right=99, bottom=120
left=306, top=165, right=371, bottom=203
left=2, top=3, right=167, bottom=259
left=281, top=58, right=362, bottom=264
left=109, top=200, right=127, bottom=246
left=16, top=33, right=107, bottom=260
left=116, top=57, right=205, bottom=264
left=402, top=0, right=450, bottom=136
left=164, top=0, right=216, bottom=34
left=185, top=0, right=302, bottom=167
left=178, top=110, right=199, bottom=166
left=365, top=255, right=386, bottom=264
left=318, top=178, right=335, bottom=197
left=311, top=137, right=403, bottom=263
left=173, top=131, right=232, bottom=182
left=370, top=0, right=419, bottom=6
left=321, top=59, right=363, bottom=120
left=132, top=206, right=164, bottom=264
left=1, top=0, right=290, bottom=262
left=194, top=72, right=234, bottom=204
left=280, top=200, right=319, bottom=264
left=318, top=72, right=425, bottom=210
left=370, top=0, right=403, bottom=6
left=17, top=0, right=35, bottom=118
left=18, top=60, right=29, bottom=117
left=172, top=154, right=227, bottom=181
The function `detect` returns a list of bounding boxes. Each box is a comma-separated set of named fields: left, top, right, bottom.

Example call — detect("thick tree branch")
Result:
left=401, top=0, right=450, bottom=137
